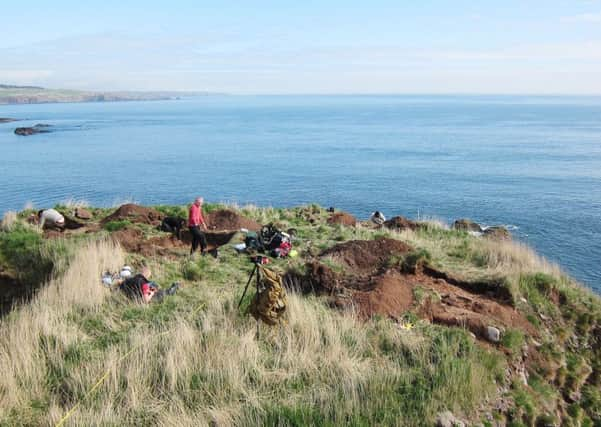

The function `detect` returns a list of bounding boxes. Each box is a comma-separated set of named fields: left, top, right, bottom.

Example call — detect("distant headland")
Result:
left=0, top=84, right=220, bottom=105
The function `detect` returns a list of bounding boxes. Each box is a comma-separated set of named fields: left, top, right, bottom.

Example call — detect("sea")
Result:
left=1, top=95, right=600, bottom=291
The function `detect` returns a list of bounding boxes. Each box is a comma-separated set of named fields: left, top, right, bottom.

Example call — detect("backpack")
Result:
left=249, top=265, right=287, bottom=325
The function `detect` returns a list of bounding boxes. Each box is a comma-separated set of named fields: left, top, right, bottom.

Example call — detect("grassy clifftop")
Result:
left=0, top=203, right=599, bottom=426
left=0, top=84, right=211, bottom=104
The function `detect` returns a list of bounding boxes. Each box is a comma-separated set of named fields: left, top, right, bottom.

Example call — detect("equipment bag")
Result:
left=249, top=265, right=287, bottom=325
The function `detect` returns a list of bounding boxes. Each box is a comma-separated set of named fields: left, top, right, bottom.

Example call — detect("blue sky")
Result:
left=1, top=1, right=601, bottom=94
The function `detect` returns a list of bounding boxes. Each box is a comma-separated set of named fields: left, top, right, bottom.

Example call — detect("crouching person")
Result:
left=38, top=208, right=65, bottom=230
left=160, top=216, right=186, bottom=239
left=119, top=266, right=178, bottom=303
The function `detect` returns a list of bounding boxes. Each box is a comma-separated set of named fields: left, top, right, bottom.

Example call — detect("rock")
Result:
left=74, top=207, right=92, bottom=220
left=483, top=226, right=511, bottom=240
left=436, top=411, right=465, bottom=427
left=14, top=124, right=52, bottom=136
left=453, top=219, right=482, bottom=233
left=0, top=118, right=18, bottom=123
left=485, top=326, right=501, bottom=343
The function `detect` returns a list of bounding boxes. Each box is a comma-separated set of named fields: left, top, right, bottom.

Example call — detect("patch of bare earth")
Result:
left=286, top=237, right=535, bottom=341
left=110, top=209, right=259, bottom=257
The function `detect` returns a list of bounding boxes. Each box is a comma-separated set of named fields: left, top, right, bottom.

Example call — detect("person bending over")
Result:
left=161, top=216, right=186, bottom=239
left=38, top=208, right=65, bottom=230
left=188, top=197, right=208, bottom=255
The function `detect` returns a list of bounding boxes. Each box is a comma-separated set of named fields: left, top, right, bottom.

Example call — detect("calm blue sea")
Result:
left=1, top=95, right=600, bottom=291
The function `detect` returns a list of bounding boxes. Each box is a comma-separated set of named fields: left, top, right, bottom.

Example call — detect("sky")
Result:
left=1, top=1, right=601, bottom=94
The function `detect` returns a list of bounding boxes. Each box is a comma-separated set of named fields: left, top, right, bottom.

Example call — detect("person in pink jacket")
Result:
left=188, top=197, right=208, bottom=255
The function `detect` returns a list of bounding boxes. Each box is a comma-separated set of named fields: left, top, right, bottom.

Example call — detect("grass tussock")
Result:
left=0, top=211, right=18, bottom=232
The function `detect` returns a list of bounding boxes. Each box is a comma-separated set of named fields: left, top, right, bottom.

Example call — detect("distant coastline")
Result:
left=0, top=84, right=220, bottom=105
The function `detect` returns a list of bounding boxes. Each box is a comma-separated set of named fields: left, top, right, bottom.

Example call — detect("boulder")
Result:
left=14, top=124, right=52, bottom=136
left=485, top=326, right=501, bottom=343
left=74, top=207, right=92, bottom=220
left=453, top=219, right=482, bottom=233
left=483, top=226, right=511, bottom=240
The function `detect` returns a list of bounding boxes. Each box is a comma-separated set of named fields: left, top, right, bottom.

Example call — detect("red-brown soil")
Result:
left=111, top=226, right=237, bottom=257
left=204, top=209, right=261, bottom=232
left=102, top=204, right=164, bottom=226
left=287, top=238, right=535, bottom=341
left=320, top=238, right=412, bottom=275
left=327, top=212, right=357, bottom=227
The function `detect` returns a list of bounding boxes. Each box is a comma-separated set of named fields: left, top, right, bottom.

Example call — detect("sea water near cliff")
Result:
left=0, top=95, right=600, bottom=290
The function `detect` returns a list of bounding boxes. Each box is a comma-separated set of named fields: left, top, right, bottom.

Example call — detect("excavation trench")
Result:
left=284, top=238, right=535, bottom=340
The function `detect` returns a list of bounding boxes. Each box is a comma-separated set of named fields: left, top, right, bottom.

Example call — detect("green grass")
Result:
left=102, top=219, right=132, bottom=232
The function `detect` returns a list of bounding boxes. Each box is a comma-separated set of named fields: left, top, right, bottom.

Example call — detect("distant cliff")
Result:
left=0, top=84, right=218, bottom=104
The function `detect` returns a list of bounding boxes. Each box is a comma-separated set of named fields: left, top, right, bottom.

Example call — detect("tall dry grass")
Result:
left=0, top=211, right=18, bottom=231
left=396, top=225, right=562, bottom=279
left=41, top=288, right=499, bottom=427
left=0, top=239, right=123, bottom=414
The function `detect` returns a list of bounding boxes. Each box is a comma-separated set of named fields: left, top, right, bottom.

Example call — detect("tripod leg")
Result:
left=238, top=264, right=257, bottom=308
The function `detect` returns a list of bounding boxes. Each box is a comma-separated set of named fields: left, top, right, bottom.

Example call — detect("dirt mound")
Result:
left=287, top=237, right=535, bottom=341
left=204, top=209, right=261, bottom=232
left=320, top=238, right=412, bottom=275
left=102, top=204, right=163, bottom=226
left=327, top=212, right=357, bottom=227
left=349, top=270, right=415, bottom=319
left=383, top=216, right=419, bottom=231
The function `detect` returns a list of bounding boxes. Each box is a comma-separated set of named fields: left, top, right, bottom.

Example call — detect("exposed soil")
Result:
left=320, top=238, right=412, bottom=275
left=111, top=226, right=238, bottom=257
left=43, top=207, right=257, bottom=257
left=383, top=216, right=420, bottom=231
left=286, top=238, right=536, bottom=341
left=102, top=204, right=164, bottom=226
left=204, top=209, right=261, bottom=232
left=327, top=212, right=357, bottom=227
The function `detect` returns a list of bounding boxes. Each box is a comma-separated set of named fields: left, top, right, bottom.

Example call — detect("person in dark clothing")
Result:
left=161, top=216, right=186, bottom=239
left=118, top=266, right=179, bottom=303
left=188, top=197, right=208, bottom=255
